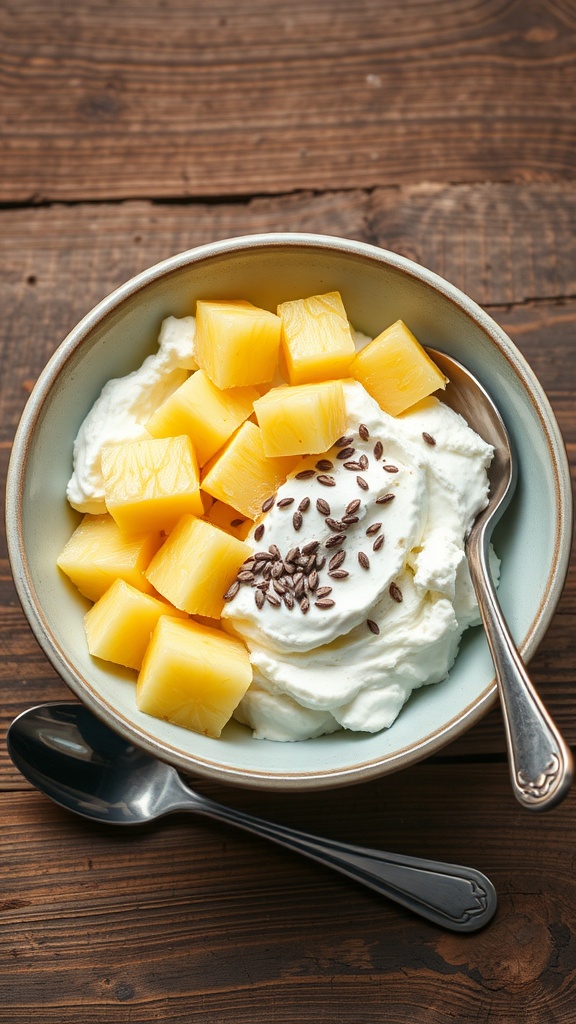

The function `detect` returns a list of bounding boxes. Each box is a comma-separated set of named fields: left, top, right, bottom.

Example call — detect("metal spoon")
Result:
left=428, top=348, right=573, bottom=811
left=8, top=702, right=496, bottom=932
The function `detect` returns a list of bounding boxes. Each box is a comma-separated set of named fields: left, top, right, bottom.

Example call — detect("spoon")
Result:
left=8, top=701, right=496, bottom=933
left=428, top=348, right=573, bottom=811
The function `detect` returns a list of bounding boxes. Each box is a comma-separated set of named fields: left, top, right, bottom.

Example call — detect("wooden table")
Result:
left=1, top=2, right=575, bottom=1020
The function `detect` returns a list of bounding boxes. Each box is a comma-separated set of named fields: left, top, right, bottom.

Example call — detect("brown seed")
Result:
left=223, top=581, right=240, bottom=601
left=271, top=561, right=284, bottom=578
left=315, top=459, right=334, bottom=471
left=262, top=495, right=276, bottom=513
left=298, top=496, right=310, bottom=512
left=373, top=441, right=383, bottom=460
left=230, top=518, right=246, bottom=527
left=294, top=578, right=305, bottom=598
left=268, top=543, right=281, bottom=559
left=367, top=619, right=380, bottom=635
left=273, top=579, right=287, bottom=595
left=254, top=523, right=265, bottom=541
left=293, top=511, right=303, bottom=531
left=325, top=517, right=346, bottom=532
left=342, top=515, right=359, bottom=525
left=315, top=556, right=326, bottom=570
left=293, top=571, right=304, bottom=586
left=376, top=493, right=396, bottom=505
left=277, top=497, right=295, bottom=508
left=335, top=435, right=354, bottom=447
left=422, top=432, right=436, bottom=446
left=357, top=476, right=369, bottom=491
left=256, top=580, right=270, bottom=591
left=315, top=597, right=335, bottom=609
left=308, top=569, right=319, bottom=591
left=302, top=540, right=320, bottom=555
left=366, top=522, right=382, bottom=536
left=383, top=464, right=399, bottom=473
left=266, top=593, right=281, bottom=608
left=254, top=550, right=273, bottom=561
left=281, top=574, right=294, bottom=590
left=296, top=468, right=316, bottom=480
left=336, top=447, right=355, bottom=460
left=237, top=570, right=255, bottom=582
left=316, top=497, right=331, bottom=515
left=300, top=597, right=310, bottom=614
left=255, top=589, right=266, bottom=609
left=389, top=581, right=403, bottom=602
left=343, top=460, right=362, bottom=471
left=328, top=569, right=349, bottom=579
left=317, top=474, right=336, bottom=487
left=283, top=561, right=296, bottom=575
left=296, top=555, right=309, bottom=568
left=359, top=423, right=370, bottom=441
left=242, top=558, right=256, bottom=570
left=373, top=534, right=385, bottom=551
left=328, top=550, right=346, bottom=571
left=286, top=546, right=300, bottom=563
left=283, top=591, right=295, bottom=609
left=359, top=454, right=369, bottom=471
left=316, top=586, right=333, bottom=598
left=325, top=534, right=345, bottom=548
left=358, top=551, right=370, bottom=570
left=346, top=499, right=361, bottom=515
left=304, top=554, right=316, bottom=573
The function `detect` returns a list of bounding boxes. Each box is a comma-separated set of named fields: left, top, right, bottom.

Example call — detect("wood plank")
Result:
left=1, top=761, right=576, bottom=1022
left=2, top=1, right=576, bottom=201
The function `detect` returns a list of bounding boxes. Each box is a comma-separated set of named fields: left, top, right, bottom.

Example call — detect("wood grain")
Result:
left=1, top=762, right=576, bottom=1023
left=2, top=1, right=576, bottom=201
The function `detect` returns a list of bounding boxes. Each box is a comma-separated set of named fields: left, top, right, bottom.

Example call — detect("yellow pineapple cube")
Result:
left=351, top=320, right=448, bottom=416
left=277, top=291, right=356, bottom=385
left=101, top=434, right=204, bottom=535
left=254, top=380, right=347, bottom=457
left=145, top=369, right=259, bottom=466
left=205, top=499, right=253, bottom=540
left=57, top=513, right=162, bottom=602
left=201, top=420, right=299, bottom=519
left=195, top=299, right=282, bottom=389
left=136, top=616, right=252, bottom=738
left=84, top=579, right=188, bottom=671
left=145, top=514, right=251, bottom=617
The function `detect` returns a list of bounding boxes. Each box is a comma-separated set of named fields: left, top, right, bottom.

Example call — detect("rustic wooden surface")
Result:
left=1, top=2, right=575, bottom=1021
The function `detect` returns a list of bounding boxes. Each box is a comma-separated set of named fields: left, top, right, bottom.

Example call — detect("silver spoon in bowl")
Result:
left=7, top=701, right=496, bottom=933
left=428, top=348, right=572, bottom=811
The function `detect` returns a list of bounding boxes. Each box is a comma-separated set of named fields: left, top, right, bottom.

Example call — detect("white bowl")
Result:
left=6, top=233, right=573, bottom=789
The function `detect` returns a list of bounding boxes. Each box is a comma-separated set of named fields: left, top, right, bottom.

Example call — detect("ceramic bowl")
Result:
left=6, top=233, right=573, bottom=790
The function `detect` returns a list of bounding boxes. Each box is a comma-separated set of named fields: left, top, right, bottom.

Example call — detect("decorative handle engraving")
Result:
left=517, top=755, right=562, bottom=801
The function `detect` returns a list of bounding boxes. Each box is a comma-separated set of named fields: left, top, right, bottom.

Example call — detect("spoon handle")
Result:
left=189, top=795, right=496, bottom=932
left=468, top=528, right=573, bottom=811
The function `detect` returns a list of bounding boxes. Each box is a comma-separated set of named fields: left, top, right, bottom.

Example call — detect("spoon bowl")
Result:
left=8, top=701, right=497, bottom=932
left=429, top=349, right=573, bottom=811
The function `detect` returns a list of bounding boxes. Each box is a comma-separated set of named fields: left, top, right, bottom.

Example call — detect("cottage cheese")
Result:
left=225, top=381, right=496, bottom=740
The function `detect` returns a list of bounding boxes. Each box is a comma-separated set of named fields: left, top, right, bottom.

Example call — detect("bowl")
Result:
left=6, top=233, right=573, bottom=790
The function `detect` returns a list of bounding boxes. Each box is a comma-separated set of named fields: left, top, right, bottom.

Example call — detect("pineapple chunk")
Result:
left=351, top=320, right=448, bottom=416
left=146, top=369, right=259, bottom=466
left=201, top=420, right=299, bottom=519
left=277, top=291, right=356, bottom=385
left=136, top=616, right=252, bottom=738
left=195, top=299, right=282, bottom=389
left=101, top=435, right=204, bottom=535
left=205, top=499, right=253, bottom=540
left=254, top=380, right=347, bottom=457
left=84, top=579, right=187, bottom=671
left=57, top=513, right=162, bottom=602
left=145, top=514, right=251, bottom=617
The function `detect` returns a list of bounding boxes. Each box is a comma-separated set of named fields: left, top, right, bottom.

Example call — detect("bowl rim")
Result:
left=5, top=232, right=574, bottom=789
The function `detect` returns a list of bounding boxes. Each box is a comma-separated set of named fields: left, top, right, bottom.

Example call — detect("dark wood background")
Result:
left=1, top=2, right=575, bottom=1021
